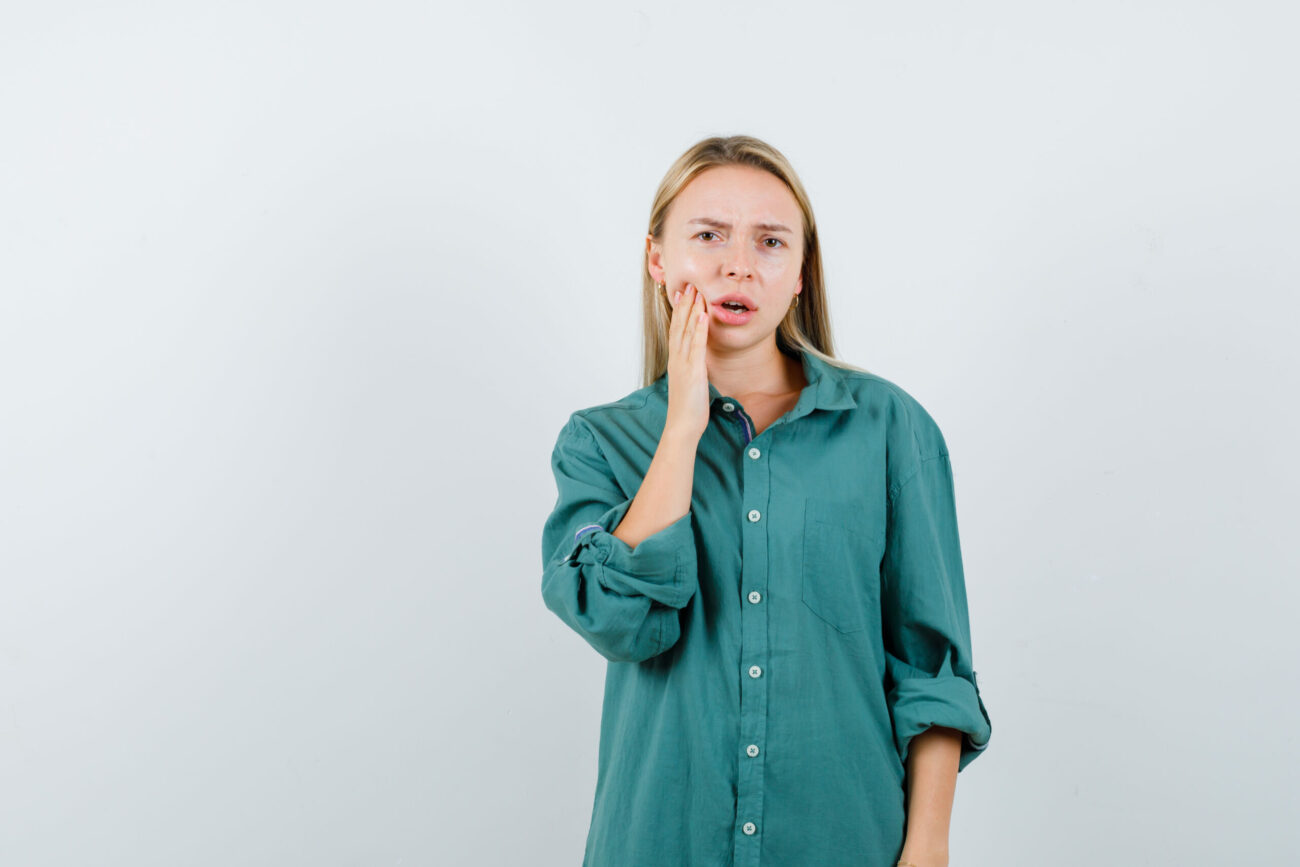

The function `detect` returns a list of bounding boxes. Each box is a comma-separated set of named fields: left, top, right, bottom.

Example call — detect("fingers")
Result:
left=668, top=284, right=685, bottom=344
left=683, top=285, right=704, bottom=352
left=671, top=283, right=694, bottom=351
left=668, top=283, right=709, bottom=359
left=692, top=290, right=709, bottom=351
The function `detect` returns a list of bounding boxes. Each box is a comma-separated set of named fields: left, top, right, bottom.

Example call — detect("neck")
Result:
left=707, top=341, right=806, bottom=400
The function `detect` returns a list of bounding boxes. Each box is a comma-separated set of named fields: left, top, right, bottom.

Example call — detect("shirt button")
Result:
left=748, top=665, right=762, bottom=678
left=722, top=402, right=735, bottom=412
left=748, top=590, right=761, bottom=604
left=747, top=509, right=761, bottom=522
left=743, top=822, right=757, bottom=835
left=746, top=744, right=760, bottom=757
left=748, top=446, right=760, bottom=459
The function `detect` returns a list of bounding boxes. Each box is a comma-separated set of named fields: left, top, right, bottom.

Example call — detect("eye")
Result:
left=696, top=231, right=718, bottom=241
left=763, top=238, right=784, bottom=248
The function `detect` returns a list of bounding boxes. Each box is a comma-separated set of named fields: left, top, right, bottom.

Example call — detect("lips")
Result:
left=712, top=292, right=757, bottom=312
left=711, top=303, right=755, bottom=325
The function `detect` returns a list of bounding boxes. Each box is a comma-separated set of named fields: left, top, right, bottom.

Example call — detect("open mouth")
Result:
left=720, top=301, right=751, bottom=312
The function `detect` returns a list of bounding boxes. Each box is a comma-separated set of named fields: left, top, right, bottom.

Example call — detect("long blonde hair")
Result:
left=640, top=134, right=870, bottom=388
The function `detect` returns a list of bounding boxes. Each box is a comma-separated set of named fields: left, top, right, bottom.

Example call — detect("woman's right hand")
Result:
left=664, top=282, right=711, bottom=443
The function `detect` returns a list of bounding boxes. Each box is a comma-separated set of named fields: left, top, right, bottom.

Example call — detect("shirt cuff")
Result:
left=888, top=670, right=992, bottom=772
left=562, top=498, right=697, bottom=609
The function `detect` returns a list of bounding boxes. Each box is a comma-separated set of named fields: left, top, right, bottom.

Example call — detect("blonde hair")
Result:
left=640, top=134, right=871, bottom=388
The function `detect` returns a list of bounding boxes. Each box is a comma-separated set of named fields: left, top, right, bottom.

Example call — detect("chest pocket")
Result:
left=801, top=497, right=883, bottom=634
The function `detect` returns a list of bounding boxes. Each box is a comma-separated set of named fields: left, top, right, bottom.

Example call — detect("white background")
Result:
left=2, top=1, right=1297, bottom=864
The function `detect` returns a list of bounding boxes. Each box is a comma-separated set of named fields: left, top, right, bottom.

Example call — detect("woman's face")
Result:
left=647, top=164, right=805, bottom=348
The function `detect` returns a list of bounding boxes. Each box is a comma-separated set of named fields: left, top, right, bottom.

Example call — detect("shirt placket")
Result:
left=718, top=396, right=769, bottom=867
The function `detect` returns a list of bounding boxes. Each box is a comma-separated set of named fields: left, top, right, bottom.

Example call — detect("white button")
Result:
left=748, top=446, right=760, bottom=459
left=746, top=744, right=760, bottom=757
left=747, top=509, right=761, bottom=522
left=749, top=665, right=762, bottom=678
left=722, top=402, right=735, bottom=412
left=748, top=590, right=761, bottom=603
left=742, top=822, right=757, bottom=835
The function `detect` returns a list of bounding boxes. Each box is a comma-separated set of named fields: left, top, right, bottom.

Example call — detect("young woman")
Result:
left=540, top=135, right=992, bottom=867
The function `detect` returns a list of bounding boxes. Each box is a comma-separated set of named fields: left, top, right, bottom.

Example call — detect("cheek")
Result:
left=671, top=250, right=711, bottom=279
left=757, top=255, right=798, bottom=279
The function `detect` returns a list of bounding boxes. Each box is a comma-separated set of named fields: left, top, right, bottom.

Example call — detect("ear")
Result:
left=645, top=234, right=664, bottom=283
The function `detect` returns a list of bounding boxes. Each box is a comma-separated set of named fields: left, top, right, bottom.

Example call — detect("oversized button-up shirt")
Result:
left=540, top=347, right=992, bottom=867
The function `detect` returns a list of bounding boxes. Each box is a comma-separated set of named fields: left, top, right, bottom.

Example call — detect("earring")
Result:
left=791, top=294, right=800, bottom=309
left=656, top=281, right=665, bottom=292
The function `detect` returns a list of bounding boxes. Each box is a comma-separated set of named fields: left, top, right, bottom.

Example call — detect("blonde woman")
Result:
left=541, top=135, right=992, bottom=867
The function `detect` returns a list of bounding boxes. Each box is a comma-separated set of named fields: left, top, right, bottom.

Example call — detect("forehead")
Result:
left=669, top=164, right=801, bottom=227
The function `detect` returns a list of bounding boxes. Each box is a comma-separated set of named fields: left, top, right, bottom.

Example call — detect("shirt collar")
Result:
left=656, top=346, right=857, bottom=422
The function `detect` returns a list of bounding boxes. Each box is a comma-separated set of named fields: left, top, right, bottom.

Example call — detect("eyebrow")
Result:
left=687, top=217, right=795, bottom=235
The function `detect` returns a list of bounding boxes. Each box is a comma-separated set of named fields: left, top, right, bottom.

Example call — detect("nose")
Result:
left=723, top=243, right=755, bottom=280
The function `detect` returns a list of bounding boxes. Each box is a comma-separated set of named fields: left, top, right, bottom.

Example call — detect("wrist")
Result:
left=898, top=841, right=949, bottom=867
left=659, top=423, right=702, bottom=449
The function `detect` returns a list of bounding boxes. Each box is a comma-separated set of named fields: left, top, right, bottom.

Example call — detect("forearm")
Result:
left=611, top=426, right=698, bottom=549
left=899, top=725, right=962, bottom=865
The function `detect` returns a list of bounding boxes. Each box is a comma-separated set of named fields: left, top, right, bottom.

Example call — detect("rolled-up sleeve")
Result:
left=881, top=448, right=992, bottom=772
left=540, top=415, right=699, bottom=663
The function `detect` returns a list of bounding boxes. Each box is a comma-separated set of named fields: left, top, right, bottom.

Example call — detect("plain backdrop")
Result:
left=2, top=1, right=1298, bottom=864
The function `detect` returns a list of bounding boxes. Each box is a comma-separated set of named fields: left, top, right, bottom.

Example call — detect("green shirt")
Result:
left=540, top=346, right=992, bottom=867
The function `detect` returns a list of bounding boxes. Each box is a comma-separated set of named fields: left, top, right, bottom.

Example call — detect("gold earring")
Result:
left=791, top=294, right=800, bottom=309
